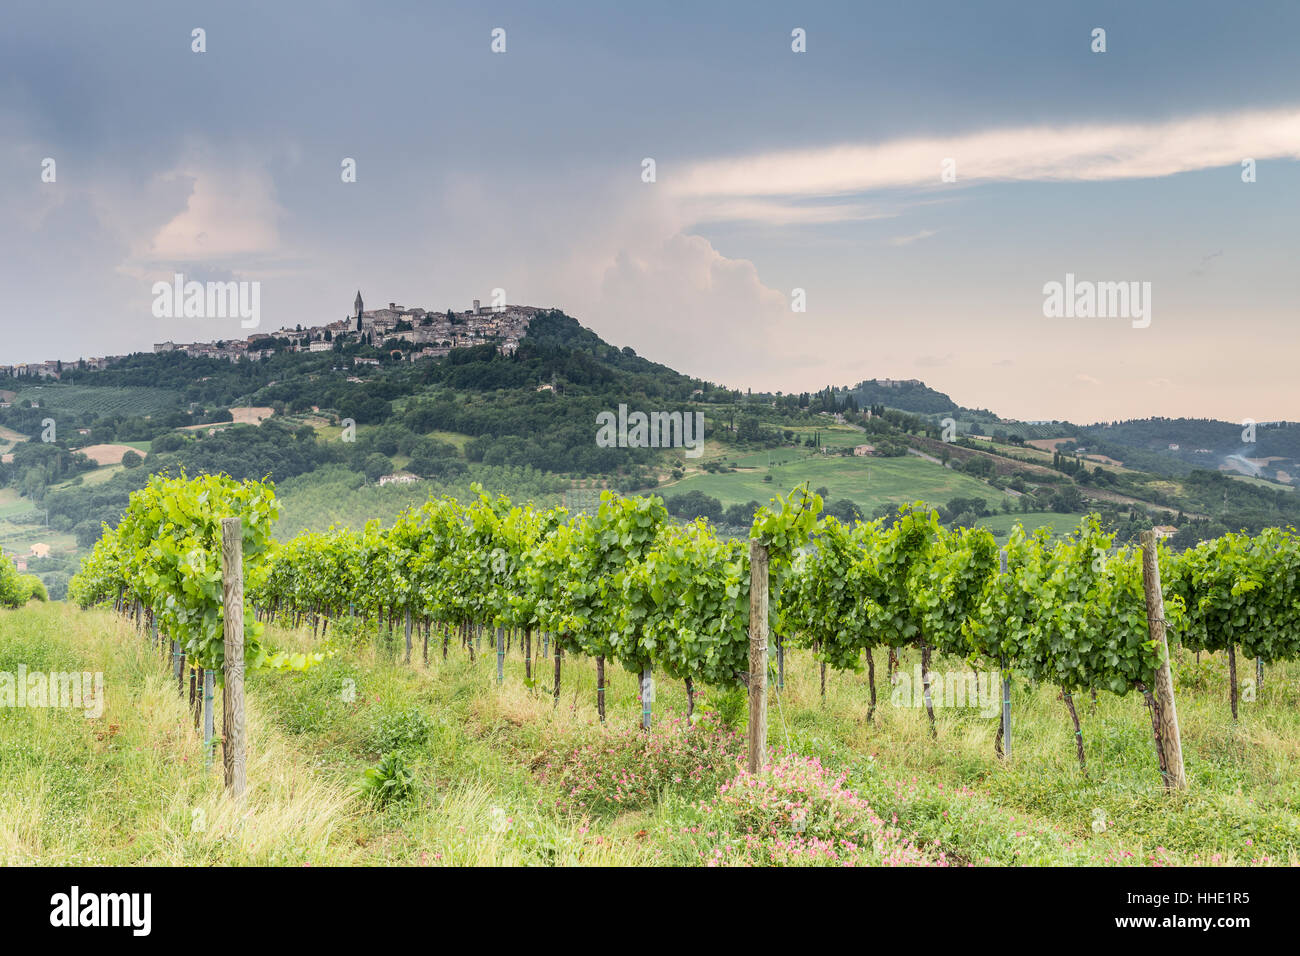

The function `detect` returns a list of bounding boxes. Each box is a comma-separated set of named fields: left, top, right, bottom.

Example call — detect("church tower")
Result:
left=354, top=290, right=364, bottom=332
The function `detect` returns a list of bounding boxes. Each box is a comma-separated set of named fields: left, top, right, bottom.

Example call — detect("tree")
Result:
left=723, top=500, right=762, bottom=528
left=74, top=519, right=103, bottom=549
left=407, top=438, right=459, bottom=478
left=362, top=453, right=392, bottom=482
left=664, top=491, right=723, bottom=523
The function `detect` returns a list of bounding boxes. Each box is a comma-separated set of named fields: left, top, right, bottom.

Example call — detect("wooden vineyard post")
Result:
left=496, top=626, right=505, bottom=686
left=596, top=655, right=605, bottom=722
left=865, top=649, right=877, bottom=719
left=748, top=540, right=769, bottom=774
left=221, top=516, right=247, bottom=798
left=1140, top=530, right=1187, bottom=791
left=404, top=609, right=413, bottom=665
left=998, top=548, right=1011, bottom=761
left=552, top=640, right=562, bottom=708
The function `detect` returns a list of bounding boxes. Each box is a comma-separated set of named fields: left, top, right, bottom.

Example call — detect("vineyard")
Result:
left=11, top=384, right=184, bottom=420
left=67, top=474, right=1300, bottom=793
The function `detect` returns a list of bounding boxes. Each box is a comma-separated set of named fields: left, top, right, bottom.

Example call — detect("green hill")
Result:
left=843, top=379, right=959, bottom=414
left=6, top=307, right=1299, bottom=562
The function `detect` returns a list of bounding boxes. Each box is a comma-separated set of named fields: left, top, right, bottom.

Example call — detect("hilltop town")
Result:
left=0, top=294, right=540, bottom=379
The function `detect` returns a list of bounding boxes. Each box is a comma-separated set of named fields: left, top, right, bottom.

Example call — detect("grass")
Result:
left=69, top=464, right=124, bottom=487
left=427, top=430, right=471, bottom=452
left=782, top=424, right=870, bottom=449
left=975, top=510, right=1070, bottom=543
left=1229, top=473, right=1294, bottom=492
left=2, top=602, right=1297, bottom=865
left=0, top=489, right=30, bottom=519
left=662, top=452, right=1015, bottom=514
left=0, top=604, right=638, bottom=865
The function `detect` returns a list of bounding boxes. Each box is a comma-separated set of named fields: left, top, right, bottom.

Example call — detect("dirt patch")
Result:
left=1026, top=438, right=1070, bottom=452
left=179, top=406, right=275, bottom=432
left=230, top=406, right=274, bottom=425
left=77, top=444, right=143, bottom=466
left=1082, top=454, right=1124, bottom=467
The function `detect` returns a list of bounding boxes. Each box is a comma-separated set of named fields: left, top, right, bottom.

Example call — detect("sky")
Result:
left=2, top=0, right=1298, bottom=424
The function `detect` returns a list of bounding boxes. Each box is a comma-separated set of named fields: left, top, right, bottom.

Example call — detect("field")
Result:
left=179, top=406, right=275, bottom=432
left=77, top=443, right=143, bottom=466
left=1, top=601, right=1296, bottom=866
left=1229, top=473, right=1296, bottom=492
left=0, top=526, right=74, bottom=556
left=0, top=488, right=75, bottom=565
left=0, top=489, right=29, bottom=519
left=783, top=423, right=868, bottom=449
left=229, top=406, right=274, bottom=425
left=1026, top=438, right=1070, bottom=452
left=665, top=451, right=1014, bottom=513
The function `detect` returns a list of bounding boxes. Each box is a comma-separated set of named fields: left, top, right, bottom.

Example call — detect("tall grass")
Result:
left=2, top=602, right=1296, bottom=865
